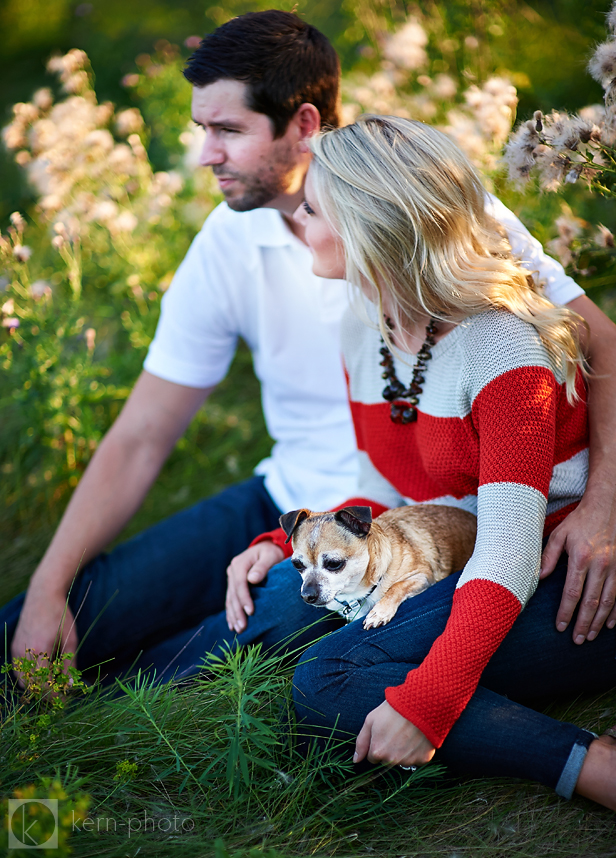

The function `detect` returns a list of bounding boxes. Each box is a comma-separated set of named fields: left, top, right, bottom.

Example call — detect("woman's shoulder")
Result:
left=455, top=310, right=561, bottom=395
left=459, top=310, right=549, bottom=359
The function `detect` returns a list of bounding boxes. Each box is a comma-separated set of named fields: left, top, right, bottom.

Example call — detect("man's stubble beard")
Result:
left=215, top=141, right=298, bottom=212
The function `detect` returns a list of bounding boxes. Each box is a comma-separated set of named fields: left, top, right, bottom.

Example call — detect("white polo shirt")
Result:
left=144, top=198, right=583, bottom=513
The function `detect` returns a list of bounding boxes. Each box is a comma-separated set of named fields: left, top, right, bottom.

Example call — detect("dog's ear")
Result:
left=334, top=506, right=372, bottom=537
left=279, top=508, right=311, bottom=544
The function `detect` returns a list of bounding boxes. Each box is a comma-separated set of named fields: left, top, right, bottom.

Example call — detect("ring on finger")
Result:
left=399, top=765, right=417, bottom=772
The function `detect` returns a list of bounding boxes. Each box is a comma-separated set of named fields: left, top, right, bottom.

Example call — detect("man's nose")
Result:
left=199, top=134, right=225, bottom=167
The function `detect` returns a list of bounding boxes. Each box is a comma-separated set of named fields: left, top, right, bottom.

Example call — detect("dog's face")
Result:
left=279, top=507, right=373, bottom=609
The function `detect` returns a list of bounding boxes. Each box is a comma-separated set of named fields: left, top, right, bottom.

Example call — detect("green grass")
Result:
left=0, top=340, right=271, bottom=607
left=0, top=645, right=614, bottom=857
left=2, top=317, right=616, bottom=857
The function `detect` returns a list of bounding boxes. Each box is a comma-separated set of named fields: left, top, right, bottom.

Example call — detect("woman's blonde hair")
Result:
left=309, top=115, right=586, bottom=401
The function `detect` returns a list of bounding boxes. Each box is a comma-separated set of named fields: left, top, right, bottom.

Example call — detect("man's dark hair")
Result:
left=183, top=10, right=340, bottom=137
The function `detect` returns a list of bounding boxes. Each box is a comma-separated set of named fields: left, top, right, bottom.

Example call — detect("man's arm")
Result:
left=541, top=295, right=616, bottom=641
left=11, top=370, right=213, bottom=667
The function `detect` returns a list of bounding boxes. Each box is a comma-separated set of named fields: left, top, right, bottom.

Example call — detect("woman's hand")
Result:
left=225, top=541, right=284, bottom=633
left=353, top=700, right=435, bottom=768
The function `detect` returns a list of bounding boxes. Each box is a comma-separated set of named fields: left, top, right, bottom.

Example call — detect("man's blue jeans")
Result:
left=0, top=476, right=340, bottom=683
left=2, top=478, right=614, bottom=797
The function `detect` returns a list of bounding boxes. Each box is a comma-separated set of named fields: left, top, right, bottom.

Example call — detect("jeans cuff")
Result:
left=555, top=731, right=597, bottom=799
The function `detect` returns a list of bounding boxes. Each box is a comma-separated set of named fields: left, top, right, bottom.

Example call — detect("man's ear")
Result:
left=279, top=508, right=311, bottom=544
left=295, top=103, right=321, bottom=152
left=334, top=506, right=372, bottom=538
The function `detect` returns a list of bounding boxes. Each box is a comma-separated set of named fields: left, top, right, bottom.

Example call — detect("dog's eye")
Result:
left=323, top=558, right=346, bottom=572
left=292, top=558, right=306, bottom=572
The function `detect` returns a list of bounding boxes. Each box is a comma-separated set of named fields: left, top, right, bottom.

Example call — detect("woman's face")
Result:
left=293, top=169, right=346, bottom=280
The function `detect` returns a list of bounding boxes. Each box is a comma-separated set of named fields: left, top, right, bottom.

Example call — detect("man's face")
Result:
left=192, top=79, right=303, bottom=212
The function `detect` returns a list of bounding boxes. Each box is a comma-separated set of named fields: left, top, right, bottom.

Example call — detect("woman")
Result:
left=289, top=116, right=616, bottom=810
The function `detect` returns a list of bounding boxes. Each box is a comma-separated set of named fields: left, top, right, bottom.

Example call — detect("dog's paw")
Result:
left=363, top=603, right=397, bottom=629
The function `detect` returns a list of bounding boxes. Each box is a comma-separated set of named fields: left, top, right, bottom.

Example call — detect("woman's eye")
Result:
left=292, top=558, right=306, bottom=571
left=302, top=200, right=315, bottom=216
left=324, top=558, right=346, bottom=572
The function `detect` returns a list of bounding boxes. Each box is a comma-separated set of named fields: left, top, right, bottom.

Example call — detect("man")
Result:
left=5, top=10, right=616, bottom=682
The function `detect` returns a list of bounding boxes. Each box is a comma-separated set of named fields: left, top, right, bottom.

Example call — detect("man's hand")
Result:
left=354, top=700, right=435, bottom=768
left=541, top=496, right=616, bottom=643
left=225, top=541, right=284, bottom=633
left=11, top=585, right=78, bottom=688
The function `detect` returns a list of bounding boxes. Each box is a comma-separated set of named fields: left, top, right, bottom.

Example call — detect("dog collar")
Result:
left=333, top=583, right=378, bottom=622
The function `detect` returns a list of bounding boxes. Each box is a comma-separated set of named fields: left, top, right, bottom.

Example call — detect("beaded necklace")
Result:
left=379, top=318, right=438, bottom=424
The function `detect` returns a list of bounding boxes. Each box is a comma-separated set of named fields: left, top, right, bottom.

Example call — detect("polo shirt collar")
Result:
left=249, top=208, right=295, bottom=247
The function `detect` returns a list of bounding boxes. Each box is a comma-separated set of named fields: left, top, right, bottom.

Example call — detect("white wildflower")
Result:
left=30, top=280, right=52, bottom=300
left=502, top=120, right=541, bottom=184
left=2, top=299, right=15, bottom=315
left=595, top=223, right=615, bottom=247
left=15, top=151, right=31, bottom=166
left=128, top=133, right=147, bottom=160
left=121, top=73, right=140, bottom=88
left=10, top=211, right=25, bottom=231
left=588, top=40, right=616, bottom=87
left=52, top=235, right=65, bottom=250
left=382, top=19, right=428, bottom=71
left=433, top=74, right=457, bottom=100
left=108, top=144, right=135, bottom=174
left=113, top=211, right=138, bottom=232
left=609, top=2, right=616, bottom=34
left=340, top=103, right=360, bottom=127
left=2, top=123, right=28, bottom=150
left=465, top=35, right=480, bottom=50
left=464, top=77, right=518, bottom=146
left=41, top=195, right=63, bottom=213
left=444, top=110, right=488, bottom=165
left=556, top=213, right=584, bottom=243
left=579, top=104, right=606, bottom=125
left=13, top=102, right=39, bottom=123
left=64, top=71, right=89, bottom=94
left=180, top=123, right=206, bottom=171
left=88, top=199, right=119, bottom=223
left=84, top=128, right=114, bottom=152
left=1, top=317, right=19, bottom=329
left=115, top=108, right=144, bottom=136
left=13, top=244, right=32, bottom=262
left=85, top=327, right=96, bottom=353
left=33, top=88, right=53, bottom=111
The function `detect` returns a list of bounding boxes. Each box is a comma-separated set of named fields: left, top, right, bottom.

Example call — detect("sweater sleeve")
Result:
left=385, top=363, right=557, bottom=748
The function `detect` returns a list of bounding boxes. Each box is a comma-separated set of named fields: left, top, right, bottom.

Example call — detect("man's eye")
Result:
left=292, top=558, right=306, bottom=571
left=323, top=558, right=346, bottom=572
left=302, top=200, right=315, bottom=216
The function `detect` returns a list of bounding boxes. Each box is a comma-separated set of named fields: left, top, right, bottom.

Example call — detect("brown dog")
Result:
left=279, top=505, right=477, bottom=629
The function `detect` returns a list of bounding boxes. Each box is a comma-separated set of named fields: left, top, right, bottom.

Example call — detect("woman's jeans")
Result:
left=1, top=478, right=615, bottom=796
left=293, top=554, right=616, bottom=798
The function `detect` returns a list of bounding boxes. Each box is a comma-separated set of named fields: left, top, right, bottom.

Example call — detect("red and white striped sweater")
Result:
left=256, top=308, right=589, bottom=748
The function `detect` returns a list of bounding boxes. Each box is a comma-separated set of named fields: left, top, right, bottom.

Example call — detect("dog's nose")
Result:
left=301, top=582, right=320, bottom=604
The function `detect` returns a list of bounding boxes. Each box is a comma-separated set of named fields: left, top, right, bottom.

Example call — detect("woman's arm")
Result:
left=380, top=333, right=567, bottom=749
left=540, top=295, right=616, bottom=642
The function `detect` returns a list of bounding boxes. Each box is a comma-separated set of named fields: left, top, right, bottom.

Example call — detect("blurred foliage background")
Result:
left=1, top=0, right=614, bottom=221
left=2, top=0, right=616, bottom=601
